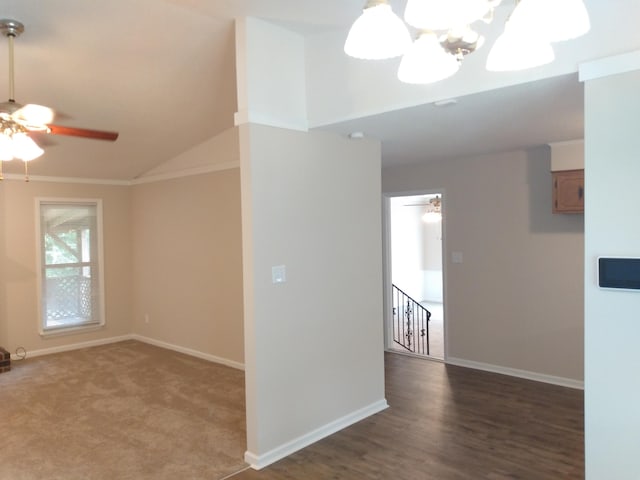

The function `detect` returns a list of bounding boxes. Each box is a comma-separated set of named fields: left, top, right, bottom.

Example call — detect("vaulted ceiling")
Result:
left=0, top=0, right=636, bottom=180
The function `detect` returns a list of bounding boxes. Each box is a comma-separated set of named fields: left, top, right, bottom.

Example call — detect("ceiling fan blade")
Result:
left=48, top=125, right=119, bottom=141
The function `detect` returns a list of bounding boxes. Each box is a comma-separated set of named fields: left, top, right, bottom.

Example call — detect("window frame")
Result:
left=35, top=198, right=106, bottom=336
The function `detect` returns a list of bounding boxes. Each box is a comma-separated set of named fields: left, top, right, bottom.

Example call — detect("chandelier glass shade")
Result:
left=344, top=1, right=411, bottom=60
left=345, top=0, right=590, bottom=83
left=486, top=17, right=554, bottom=71
left=398, top=31, right=460, bottom=84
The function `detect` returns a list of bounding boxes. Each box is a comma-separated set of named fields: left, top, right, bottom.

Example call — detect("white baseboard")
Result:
left=9, top=334, right=245, bottom=371
left=447, top=357, right=584, bottom=390
left=10, top=334, right=135, bottom=360
left=245, top=398, right=389, bottom=470
left=131, top=334, right=245, bottom=371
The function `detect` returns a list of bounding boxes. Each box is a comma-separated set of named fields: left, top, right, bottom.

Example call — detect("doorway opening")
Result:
left=385, top=193, right=445, bottom=360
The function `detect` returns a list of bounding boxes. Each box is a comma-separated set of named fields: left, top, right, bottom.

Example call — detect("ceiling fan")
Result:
left=0, top=18, right=119, bottom=180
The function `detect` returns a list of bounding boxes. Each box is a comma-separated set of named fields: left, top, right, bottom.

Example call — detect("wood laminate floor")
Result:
left=231, top=353, right=583, bottom=480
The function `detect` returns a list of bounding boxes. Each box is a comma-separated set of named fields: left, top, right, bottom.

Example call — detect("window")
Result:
left=37, top=199, right=104, bottom=334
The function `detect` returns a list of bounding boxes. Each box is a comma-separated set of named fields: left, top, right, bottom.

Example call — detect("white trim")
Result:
left=38, top=323, right=105, bottom=338
left=10, top=334, right=134, bottom=360
left=579, top=50, right=640, bottom=82
left=2, top=162, right=240, bottom=186
left=547, top=139, right=584, bottom=148
left=244, top=399, right=389, bottom=470
left=131, top=162, right=240, bottom=185
left=35, top=198, right=106, bottom=336
left=386, top=348, right=445, bottom=363
left=1, top=174, right=130, bottom=186
left=382, top=189, right=448, bottom=360
left=447, top=357, right=584, bottom=390
left=131, top=334, right=245, bottom=371
left=234, top=108, right=309, bottom=132
left=10, top=334, right=245, bottom=371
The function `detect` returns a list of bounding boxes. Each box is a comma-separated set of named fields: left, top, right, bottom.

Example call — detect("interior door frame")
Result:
left=382, top=189, right=448, bottom=361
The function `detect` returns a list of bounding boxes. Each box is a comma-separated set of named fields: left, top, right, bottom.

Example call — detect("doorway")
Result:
left=385, top=192, right=445, bottom=360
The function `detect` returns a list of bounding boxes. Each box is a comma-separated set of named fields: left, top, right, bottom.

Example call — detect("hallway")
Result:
left=231, top=352, right=584, bottom=479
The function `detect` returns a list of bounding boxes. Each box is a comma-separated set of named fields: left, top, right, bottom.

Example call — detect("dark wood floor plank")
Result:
left=231, top=352, right=583, bottom=480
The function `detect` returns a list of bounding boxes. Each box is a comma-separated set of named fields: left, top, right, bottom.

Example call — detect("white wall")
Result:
left=389, top=198, right=443, bottom=303
left=422, top=218, right=443, bottom=303
left=240, top=124, right=386, bottom=468
left=235, top=17, right=308, bottom=131
left=550, top=140, right=584, bottom=171
left=383, top=147, right=584, bottom=382
left=390, top=199, right=424, bottom=300
left=583, top=63, right=640, bottom=479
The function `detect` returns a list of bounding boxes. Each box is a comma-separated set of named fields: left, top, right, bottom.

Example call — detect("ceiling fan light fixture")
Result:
left=10, top=133, right=44, bottom=161
left=422, top=211, right=442, bottom=223
left=344, top=0, right=411, bottom=60
left=398, top=31, right=460, bottom=84
left=0, top=17, right=119, bottom=181
left=0, top=132, right=14, bottom=161
left=13, top=104, right=55, bottom=129
left=422, top=195, right=442, bottom=223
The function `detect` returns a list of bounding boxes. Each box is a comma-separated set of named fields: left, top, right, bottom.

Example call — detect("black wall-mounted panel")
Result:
left=598, top=257, right=640, bottom=290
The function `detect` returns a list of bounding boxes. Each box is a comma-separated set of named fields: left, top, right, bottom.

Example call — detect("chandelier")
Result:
left=345, top=0, right=590, bottom=84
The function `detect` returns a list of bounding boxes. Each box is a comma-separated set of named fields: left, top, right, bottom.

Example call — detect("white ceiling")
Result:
left=322, top=73, right=584, bottom=168
left=0, top=0, right=622, bottom=180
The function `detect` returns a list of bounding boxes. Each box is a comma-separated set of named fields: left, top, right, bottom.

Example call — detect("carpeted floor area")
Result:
left=0, top=340, right=248, bottom=480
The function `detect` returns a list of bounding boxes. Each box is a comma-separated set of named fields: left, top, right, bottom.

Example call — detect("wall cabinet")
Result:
left=553, top=169, right=584, bottom=214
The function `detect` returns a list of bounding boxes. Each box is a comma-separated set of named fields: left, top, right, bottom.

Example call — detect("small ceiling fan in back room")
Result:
left=0, top=18, right=119, bottom=181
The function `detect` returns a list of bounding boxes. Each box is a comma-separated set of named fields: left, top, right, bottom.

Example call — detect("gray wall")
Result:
left=383, top=147, right=584, bottom=381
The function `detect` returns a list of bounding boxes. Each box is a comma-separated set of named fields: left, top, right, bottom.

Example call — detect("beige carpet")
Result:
left=0, top=340, right=248, bottom=480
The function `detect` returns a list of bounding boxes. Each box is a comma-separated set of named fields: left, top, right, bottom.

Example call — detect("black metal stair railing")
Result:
left=392, top=284, right=432, bottom=355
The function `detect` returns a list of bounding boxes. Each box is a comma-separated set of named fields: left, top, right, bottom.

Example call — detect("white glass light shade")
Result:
left=344, top=2, right=411, bottom=60
left=486, top=20, right=554, bottom=71
left=13, top=104, right=55, bottom=128
left=398, top=32, right=460, bottom=84
left=510, top=0, right=590, bottom=42
left=404, top=0, right=491, bottom=31
left=0, top=134, right=14, bottom=161
left=422, top=211, right=442, bottom=223
left=11, top=133, right=44, bottom=161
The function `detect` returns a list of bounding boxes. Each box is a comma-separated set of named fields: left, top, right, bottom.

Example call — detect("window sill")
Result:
left=40, top=323, right=105, bottom=338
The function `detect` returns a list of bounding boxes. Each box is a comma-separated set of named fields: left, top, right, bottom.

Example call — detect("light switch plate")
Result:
left=451, top=252, right=463, bottom=264
left=272, top=265, right=286, bottom=284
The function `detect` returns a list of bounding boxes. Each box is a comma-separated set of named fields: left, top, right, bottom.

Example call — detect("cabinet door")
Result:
left=553, top=169, right=584, bottom=213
